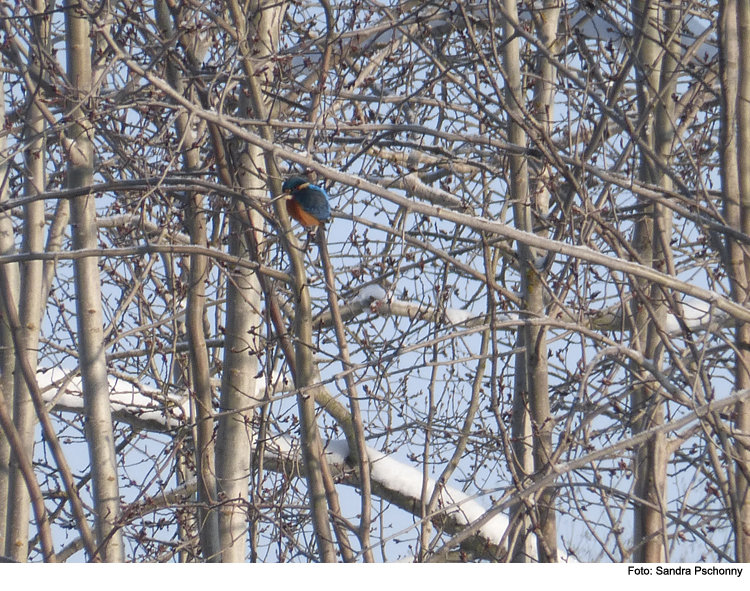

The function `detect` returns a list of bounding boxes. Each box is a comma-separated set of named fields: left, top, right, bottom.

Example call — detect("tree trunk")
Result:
left=227, top=0, right=337, bottom=562
left=630, top=0, right=677, bottom=563
left=66, top=0, right=124, bottom=562
left=732, top=0, right=750, bottom=561
left=5, top=0, right=48, bottom=561
left=503, top=0, right=558, bottom=562
left=0, top=72, right=19, bottom=558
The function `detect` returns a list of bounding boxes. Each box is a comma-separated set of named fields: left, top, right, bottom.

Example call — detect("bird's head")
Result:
left=282, top=176, right=310, bottom=194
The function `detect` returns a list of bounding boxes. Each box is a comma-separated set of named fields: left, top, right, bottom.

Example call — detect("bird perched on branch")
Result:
left=282, top=176, right=332, bottom=228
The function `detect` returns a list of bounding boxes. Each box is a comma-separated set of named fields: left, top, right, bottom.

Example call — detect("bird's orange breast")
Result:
left=286, top=198, right=323, bottom=227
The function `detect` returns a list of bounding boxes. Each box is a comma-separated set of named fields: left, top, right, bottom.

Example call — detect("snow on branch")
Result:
left=265, top=435, right=509, bottom=556
left=39, top=364, right=531, bottom=560
left=38, top=367, right=189, bottom=432
left=586, top=297, right=727, bottom=334
left=314, top=283, right=504, bottom=331
left=328, top=440, right=509, bottom=548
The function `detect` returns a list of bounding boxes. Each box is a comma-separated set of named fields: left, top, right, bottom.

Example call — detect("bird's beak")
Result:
left=269, top=193, right=289, bottom=204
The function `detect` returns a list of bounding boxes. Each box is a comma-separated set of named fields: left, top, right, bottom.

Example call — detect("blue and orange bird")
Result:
left=282, top=176, right=332, bottom=228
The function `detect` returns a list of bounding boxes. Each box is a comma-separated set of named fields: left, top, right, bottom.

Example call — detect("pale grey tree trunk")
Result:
left=214, top=116, right=265, bottom=565
left=509, top=334, right=535, bottom=562
left=732, top=0, right=750, bottom=561
left=503, top=0, right=557, bottom=562
left=153, top=0, right=221, bottom=560
left=630, top=0, right=676, bottom=563
left=66, top=0, right=124, bottom=562
left=186, top=187, right=220, bottom=562
left=5, top=0, right=48, bottom=561
left=503, top=0, right=532, bottom=561
left=226, top=0, right=337, bottom=562
left=0, top=73, right=19, bottom=557
left=215, top=178, right=262, bottom=563
left=527, top=0, right=561, bottom=563
left=211, top=1, right=284, bottom=562
left=718, top=0, right=745, bottom=562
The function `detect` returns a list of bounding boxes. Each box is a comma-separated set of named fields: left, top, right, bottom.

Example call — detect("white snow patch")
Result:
left=664, top=298, right=725, bottom=333
left=366, top=446, right=509, bottom=544
left=38, top=367, right=189, bottom=428
left=318, top=439, right=510, bottom=544
left=322, top=439, right=350, bottom=466
left=444, top=308, right=475, bottom=325
left=354, top=284, right=388, bottom=304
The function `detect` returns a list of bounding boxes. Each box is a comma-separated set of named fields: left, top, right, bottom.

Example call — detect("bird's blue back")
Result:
left=284, top=178, right=332, bottom=223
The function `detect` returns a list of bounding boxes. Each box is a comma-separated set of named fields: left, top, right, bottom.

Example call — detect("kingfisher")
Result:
left=282, top=176, right=332, bottom=228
